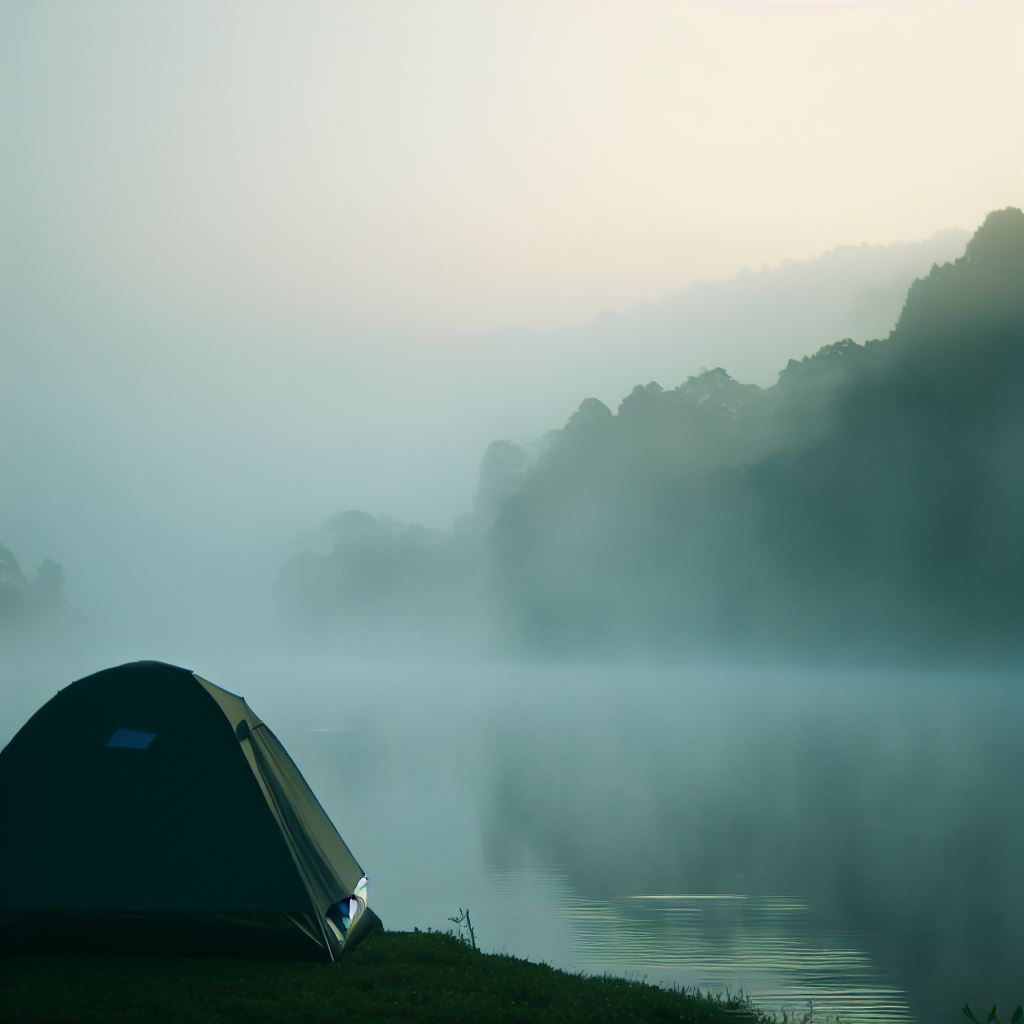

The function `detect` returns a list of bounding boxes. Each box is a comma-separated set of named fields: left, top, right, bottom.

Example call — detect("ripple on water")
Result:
left=484, top=865, right=914, bottom=1024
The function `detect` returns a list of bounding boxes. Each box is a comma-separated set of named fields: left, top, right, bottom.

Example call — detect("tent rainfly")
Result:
left=0, top=661, right=380, bottom=959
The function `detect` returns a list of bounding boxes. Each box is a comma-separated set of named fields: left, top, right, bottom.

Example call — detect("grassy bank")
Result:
left=1, top=929, right=768, bottom=1023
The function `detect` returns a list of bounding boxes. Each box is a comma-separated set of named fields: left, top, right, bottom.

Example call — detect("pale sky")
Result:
left=4, top=0, right=1022, bottom=333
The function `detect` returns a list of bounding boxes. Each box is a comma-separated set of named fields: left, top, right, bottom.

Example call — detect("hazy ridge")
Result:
left=276, top=209, right=1024, bottom=665
left=1, top=226, right=972, bottom=659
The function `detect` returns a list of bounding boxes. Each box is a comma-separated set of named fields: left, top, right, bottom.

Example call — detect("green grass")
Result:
left=0, top=929, right=769, bottom=1023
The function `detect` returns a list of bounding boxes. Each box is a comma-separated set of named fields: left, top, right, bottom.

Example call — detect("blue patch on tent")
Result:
left=106, top=728, right=157, bottom=750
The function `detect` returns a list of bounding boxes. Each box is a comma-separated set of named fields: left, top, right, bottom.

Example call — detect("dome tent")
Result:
left=0, top=661, right=380, bottom=959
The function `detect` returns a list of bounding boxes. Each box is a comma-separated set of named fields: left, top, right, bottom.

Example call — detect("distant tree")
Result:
left=0, top=544, right=72, bottom=632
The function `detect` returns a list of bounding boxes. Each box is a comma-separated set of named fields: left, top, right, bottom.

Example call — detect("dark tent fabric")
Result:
left=0, top=661, right=380, bottom=960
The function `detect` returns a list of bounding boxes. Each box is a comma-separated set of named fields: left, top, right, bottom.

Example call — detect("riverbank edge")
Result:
left=1, top=928, right=772, bottom=1023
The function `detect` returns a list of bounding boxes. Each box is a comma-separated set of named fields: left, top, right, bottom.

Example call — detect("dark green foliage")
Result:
left=446, top=907, right=477, bottom=950
left=489, top=208, right=1024, bottom=661
left=0, top=931, right=770, bottom=1024
left=962, top=1004, right=1024, bottom=1024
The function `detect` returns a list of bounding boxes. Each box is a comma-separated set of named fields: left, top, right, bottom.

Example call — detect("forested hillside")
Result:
left=278, top=209, right=1024, bottom=663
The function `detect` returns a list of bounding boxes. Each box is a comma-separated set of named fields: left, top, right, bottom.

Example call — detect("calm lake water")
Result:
left=5, top=658, right=1021, bottom=1023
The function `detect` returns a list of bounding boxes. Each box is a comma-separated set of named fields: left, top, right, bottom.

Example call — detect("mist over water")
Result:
left=4, top=654, right=1020, bottom=1024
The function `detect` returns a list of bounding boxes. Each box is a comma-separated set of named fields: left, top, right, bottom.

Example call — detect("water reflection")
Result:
left=484, top=864, right=913, bottom=1024
left=471, top=668, right=1022, bottom=1024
